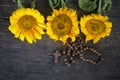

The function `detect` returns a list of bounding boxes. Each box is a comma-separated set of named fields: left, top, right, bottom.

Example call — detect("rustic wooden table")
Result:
left=0, top=0, right=120, bottom=80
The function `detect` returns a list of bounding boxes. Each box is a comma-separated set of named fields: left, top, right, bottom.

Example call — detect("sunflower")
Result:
left=80, top=14, right=112, bottom=43
left=8, top=8, right=46, bottom=44
left=46, top=7, right=79, bottom=44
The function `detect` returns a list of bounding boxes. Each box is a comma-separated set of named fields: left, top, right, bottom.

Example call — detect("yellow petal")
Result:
left=71, top=36, right=75, bottom=42
left=46, top=7, right=79, bottom=44
left=105, top=22, right=112, bottom=29
left=32, top=29, right=42, bottom=40
left=93, top=36, right=101, bottom=44
left=85, top=34, right=93, bottom=42
left=35, top=26, right=45, bottom=34
left=53, top=9, right=59, bottom=16
left=26, top=31, right=33, bottom=44
left=15, top=29, right=22, bottom=38
left=38, top=23, right=46, bottom=29
left=8, top=8, right=45, bottom=44
left=80, top=14, right=112, bottom=43
left=47, top=16, right=53, bottom=21
left=9, top=25, right=19, bottom=34
left=19, top=30, right=25, bottom=41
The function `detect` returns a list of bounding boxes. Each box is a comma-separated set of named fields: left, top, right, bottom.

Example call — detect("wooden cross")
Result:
left=53, top=50, right=61, bottom=63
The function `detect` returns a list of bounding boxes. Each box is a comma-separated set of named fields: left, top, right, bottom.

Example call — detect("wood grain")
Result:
left=0, top=0, right=120, bottom=80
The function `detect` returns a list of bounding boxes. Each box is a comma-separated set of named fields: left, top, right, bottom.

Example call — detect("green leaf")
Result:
left=31, top=0, right=37, bottom=8
left=48, top=0, right=67, bottom=9
left=17, top=0, right=23, bottom=8
left=48, top=0, right=54, bottom=9
left=78, top=0, right=97, bottom=11
left=61, top=0, right=65, bottom=8
left=101, top=0, right=112, bottom=14
left=13, top=0, right=17, bottom=3
left=54, top=0, right=58, bottom=4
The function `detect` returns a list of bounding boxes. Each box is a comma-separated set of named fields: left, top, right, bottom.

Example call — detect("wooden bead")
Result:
left=53, top=36, right=103, bottom=66
left=63, top=51, right=66, bottom=54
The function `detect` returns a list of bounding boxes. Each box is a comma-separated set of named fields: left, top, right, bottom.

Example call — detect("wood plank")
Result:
left=0, top=0, right=120, bottom=80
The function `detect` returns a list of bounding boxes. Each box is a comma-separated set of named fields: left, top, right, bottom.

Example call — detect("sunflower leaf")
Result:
left=17, top=0, right=23, bottom=8
left=48, top=0, right=59, bottom=9
left=48, top=0, right=53, bottom=9
left=61, top=0, right=66, bottom=8
left=31, top=0, right=37, bottom=8
left=101, top=0, right=112, bottom=14
left=13, top=0, right=17, bottom=3
left=48, top=0, right=67, bottom=9
left=54, top=0, right=58, bottom=4
left=78, top=0, right=97, bottom=11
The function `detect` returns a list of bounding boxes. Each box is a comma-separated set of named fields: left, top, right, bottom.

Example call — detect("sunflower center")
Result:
left=52, top=14, right=72, bottom=37
left=58, top=23, right=64, bottom=30
left=18, top=15, right=37, bottom=30
left=86, top=19, right=106, bottom=35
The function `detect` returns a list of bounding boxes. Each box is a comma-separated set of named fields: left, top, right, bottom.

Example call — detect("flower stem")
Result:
left=31, top=0, right=37, bottom=8
left=17, top=0, right=23, bottom=8
left=61, top=0, right=68, bottom=8
left=61, top=0, right=65, bottom=8
left=97, top=0, right=102, bottom=14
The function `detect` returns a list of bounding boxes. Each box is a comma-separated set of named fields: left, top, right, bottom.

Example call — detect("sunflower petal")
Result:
left=93, top=36, right=101, bottom=44
left=46, top=7, right=79, bottom=44
left=85, top=34, right=93, bottom=42
left=15, top=29, right=22, bottom=38
left=20, top=30, right=25, bottom=41
left=32, top=29, right=42, bottom=40
left=8, top=8, right=45, bottom=44
left=80, top=14, right=112, bottom=43
left=26, top=32, right=33, bottom=44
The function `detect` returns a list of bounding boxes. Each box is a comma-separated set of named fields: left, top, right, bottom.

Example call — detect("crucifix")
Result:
left=53, top=50, right=61, bottom=63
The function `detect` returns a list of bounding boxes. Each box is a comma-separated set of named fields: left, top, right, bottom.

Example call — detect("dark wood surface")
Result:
left=0, top=0, right=120, bottom=80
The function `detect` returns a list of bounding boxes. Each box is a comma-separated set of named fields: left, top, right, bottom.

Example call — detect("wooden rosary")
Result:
left=53, top=35, right=103, bottom=66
